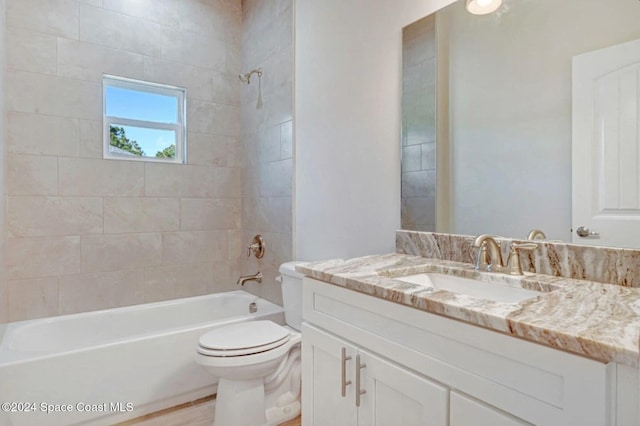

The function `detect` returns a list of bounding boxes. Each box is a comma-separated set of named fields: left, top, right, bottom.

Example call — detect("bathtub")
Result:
left=0, top=290, right=284, bottom=426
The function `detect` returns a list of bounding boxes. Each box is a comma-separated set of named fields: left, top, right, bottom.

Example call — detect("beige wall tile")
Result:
left=102, top=0, right=178, bottom=27
left=161, top=28, right=226, bottom=71
left=214, top=167, right=241, bottom=198
left=280, top=120, right=293, bottom=159
left=189, top=99, right=240, bottom=136
left=7, top=154, right=58, bottom=196
left=81, top=233, right=162, bottom=273
left=57, top=37, right=146, bottom=82
left=227, top=137, right=243, bottom=167
left=0, top=280, right=7, bottom=324
left=257, top=125, right=281, bottom=163
left=58, top=269, right=145, bottom=315
left=162, top=230, right=227, bottom=264
left=6, top=70, right=101, bottom=120
left=6, top=26, right=57, bottom=74
left=8, top=278, right=59, bottom=321
left=104, top=197, right=179, bottom=234
left=79, top=4, right=164, bottom=57
left=59, top=157, right=145, bottom=196
left=79, top=119, right=102, bottom=158
left=8, top=196, right=103, bottom=237
left=144, top=57, right=213, bottom=102
left=258, top=159, right=292, bottom=197
left=143, top=263, right=213, bottom=303
left=187, top=132, right=229, bottom=166
left=145, top=163, right=214, bottom=198
left=227, top=229, right=244, bottom=261
left=7, top=111, right=80, bottom=156
left=7, top=237, right=81, bottom=279
left=6, top=0, right=79, bottom=39
left=212, top=71, right=241, bottom=106
left=181, top=198, right=241, bottom=231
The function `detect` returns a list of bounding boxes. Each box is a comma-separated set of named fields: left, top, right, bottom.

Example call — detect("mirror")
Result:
left=401, top=0, right=640, bottom=245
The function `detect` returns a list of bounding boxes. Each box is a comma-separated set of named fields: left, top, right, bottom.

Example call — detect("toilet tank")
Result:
left=279, top=262, right=305, bottom=331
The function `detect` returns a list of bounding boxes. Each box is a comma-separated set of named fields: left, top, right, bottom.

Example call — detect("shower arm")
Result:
left=239, top=68, right=263, bottom=85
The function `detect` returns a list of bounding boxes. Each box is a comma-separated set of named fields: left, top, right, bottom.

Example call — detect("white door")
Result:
left=302, top=324, right=358, bottom=426
left=572, top=37, right=640, bottom=247
left=357, top=349, right=448, bottom=426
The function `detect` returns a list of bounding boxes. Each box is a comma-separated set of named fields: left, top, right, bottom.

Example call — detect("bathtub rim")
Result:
left=0, top=290, right=284, bottom=366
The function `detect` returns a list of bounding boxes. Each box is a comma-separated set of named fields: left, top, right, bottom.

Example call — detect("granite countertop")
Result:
left=296, top=253, right=640, bottom=368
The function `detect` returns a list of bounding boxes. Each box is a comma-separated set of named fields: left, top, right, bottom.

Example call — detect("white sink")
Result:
left=397, top=273, right=542, bottom=303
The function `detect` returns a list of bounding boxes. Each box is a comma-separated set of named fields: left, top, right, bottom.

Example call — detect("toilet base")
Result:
left=214, top=377, right=266, bottom=426
left=211, top=347, right=301, bottom=426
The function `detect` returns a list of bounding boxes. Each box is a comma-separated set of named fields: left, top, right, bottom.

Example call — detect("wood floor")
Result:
left=115, top=395, right=301, bottom=426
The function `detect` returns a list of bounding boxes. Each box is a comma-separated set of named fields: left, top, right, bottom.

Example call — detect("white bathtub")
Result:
left=0, top=290, right=284, bottom=426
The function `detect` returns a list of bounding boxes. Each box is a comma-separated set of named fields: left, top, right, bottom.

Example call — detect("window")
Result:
left=103, top=75, right=187, bottom=163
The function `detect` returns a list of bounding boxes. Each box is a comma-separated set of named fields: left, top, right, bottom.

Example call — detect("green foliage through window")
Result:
left=109, top=126, right=145, bottom=156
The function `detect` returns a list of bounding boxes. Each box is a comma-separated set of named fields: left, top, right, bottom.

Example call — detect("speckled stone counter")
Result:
left=296, top=253, right=640, bottom=368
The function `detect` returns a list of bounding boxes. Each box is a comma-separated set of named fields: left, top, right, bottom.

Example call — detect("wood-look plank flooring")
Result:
left=115, top=395, right=301, bottom=426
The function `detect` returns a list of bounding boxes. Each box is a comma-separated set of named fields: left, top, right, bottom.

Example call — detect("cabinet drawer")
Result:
left=450, top=392, right=530, bottom=426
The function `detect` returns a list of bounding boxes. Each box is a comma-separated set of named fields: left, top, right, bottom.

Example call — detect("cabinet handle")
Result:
left=341, top=347, right=352, bottom=397
left=355, top=354, right=366, bottom=407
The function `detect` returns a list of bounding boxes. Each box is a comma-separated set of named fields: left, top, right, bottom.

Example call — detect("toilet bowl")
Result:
left=195, top=262, right=305, bottom=426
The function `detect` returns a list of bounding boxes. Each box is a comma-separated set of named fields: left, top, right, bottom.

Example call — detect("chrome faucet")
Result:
left=472, top=234, right=504, bottom=271
left=236, top=271, right=263, bottom=286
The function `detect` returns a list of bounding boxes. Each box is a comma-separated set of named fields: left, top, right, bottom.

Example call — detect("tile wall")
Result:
left=239, top=0, right=293, bottom=305
left=4, top=0, right=244, bottom=321
left=401, top=14, right=436, bottom=232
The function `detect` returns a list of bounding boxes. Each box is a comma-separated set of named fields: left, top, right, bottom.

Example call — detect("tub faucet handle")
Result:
left=247, top=234, right=266, bottom=259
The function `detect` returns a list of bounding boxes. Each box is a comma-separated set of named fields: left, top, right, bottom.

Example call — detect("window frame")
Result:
left=102, top=74, right=187, bottom=164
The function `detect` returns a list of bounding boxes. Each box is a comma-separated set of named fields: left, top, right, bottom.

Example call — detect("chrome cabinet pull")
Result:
left=355, top=354, right=367, bottom=407
left=341, top=347, right=352, bottom=397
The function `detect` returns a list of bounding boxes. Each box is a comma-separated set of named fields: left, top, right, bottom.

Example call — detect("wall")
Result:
left=295, top=0, right=456, bottom=261
left=401, top=15, right=437, bottom=232
left=0, top=0, right=6, bottom=324
left=4, top=0, right=243, bottom=321
left=240, top=0, right=293, bottom=305
left=439, top=0, right=640, bottom=240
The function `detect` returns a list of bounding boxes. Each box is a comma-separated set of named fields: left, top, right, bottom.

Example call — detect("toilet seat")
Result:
left=197, top=320, right=292, bottom=357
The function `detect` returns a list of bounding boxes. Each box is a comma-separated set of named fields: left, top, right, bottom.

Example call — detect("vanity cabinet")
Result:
left=303, top=323, right=447, bottom=426
left=302, top=277, right=638, bottom=426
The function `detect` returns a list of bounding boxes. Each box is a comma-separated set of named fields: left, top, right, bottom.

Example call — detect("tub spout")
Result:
left=236, top=271, right=263, bottom=286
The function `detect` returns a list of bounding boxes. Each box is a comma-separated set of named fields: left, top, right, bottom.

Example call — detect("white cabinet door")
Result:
left=302, top=324, right=358, bottom=426
left=358, top=349, right=448, bottom=426
left=450, top=391, right=530, bottom=426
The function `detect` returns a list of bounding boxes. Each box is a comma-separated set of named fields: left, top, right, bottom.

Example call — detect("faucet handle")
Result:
left=506, top=242, right=538, bottom=275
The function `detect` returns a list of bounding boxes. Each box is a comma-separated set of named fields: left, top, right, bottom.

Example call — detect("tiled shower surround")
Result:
left=1, top=0, right=293, bottom=322
left=240, top=0, right=293, bottom=305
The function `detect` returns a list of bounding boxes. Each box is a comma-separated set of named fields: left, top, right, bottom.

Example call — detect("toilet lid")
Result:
left=198, top=320, right=290, bottom=354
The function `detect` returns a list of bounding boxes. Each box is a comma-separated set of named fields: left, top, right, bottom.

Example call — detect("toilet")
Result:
left=195, top=262, right=304, bottom=426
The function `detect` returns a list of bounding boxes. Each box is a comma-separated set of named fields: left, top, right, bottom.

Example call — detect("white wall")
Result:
left=295, top=0, right=455, bottom=260
left=0, top=0, right=6, bottom=323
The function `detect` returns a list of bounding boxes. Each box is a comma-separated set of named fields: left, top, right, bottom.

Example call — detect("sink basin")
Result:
left=396, top=273, right=542, bottom=303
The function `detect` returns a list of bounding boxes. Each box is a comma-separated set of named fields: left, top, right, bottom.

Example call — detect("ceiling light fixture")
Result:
left=465, top=0, right=502, bottom=15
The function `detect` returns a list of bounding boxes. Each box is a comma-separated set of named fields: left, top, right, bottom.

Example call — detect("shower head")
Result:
left=238, top=68, right=262, bottom=85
